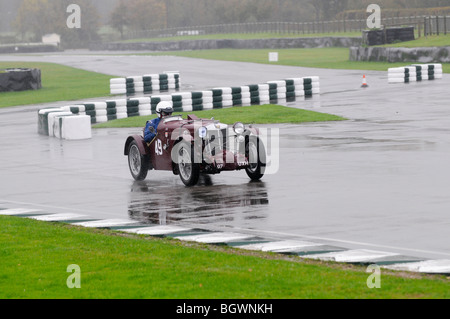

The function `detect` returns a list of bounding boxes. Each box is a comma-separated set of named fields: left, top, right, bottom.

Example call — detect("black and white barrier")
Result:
left=39, top=76, right=320, bottom=136
left=110, top=72, right=180, bottom=95
left=388, top=64, right=443, bottom=83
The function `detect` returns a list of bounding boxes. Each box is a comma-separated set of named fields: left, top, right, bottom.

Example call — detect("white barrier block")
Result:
left=48, top=111, right=73, bottom=137
left=202, top=91, right=213, bottom=98
left=240, top=86, right=250, bottom=93
left=95, top=109, right=107, bottom=116
left=388, top=67, right=406, bottom=74
left=295, top=90, right=305, bottom=97
left=213, top=87, right=232, bottom=94
left=388, top=73, right=407, bottom=79
left=117, top=113, right=128, bottom=119
left=389, top=78, right=406, bottom=83
left=276, top=87, right=287, bottom=93
left=110, top=78, right=126, bottom=84
left=111, top=99, right=127, bottom=107
left=173, top=92, right=192, bottom=99
left=222, top=100, right=233, bottom=107
left=139, top=110, right=152, bottom=116
left=62, top=105, right=85, bottom=113
left=182, top=105, right=193, bottom=112
left=306, top=76, right=320, bottom=83
left=138, top=104, right=151, bottom=112
left=110, top=84, right=126, bottom=90
left=95, top=116, right=108, bottom=123
left=144, top=74, right=159, bottom=79
left=152, top=95, right=172, bottom=101
left=286, top=78, right=304, bottom=85
left=59, top=115, right=92, bottom=140
left=181, top=99, right=193, bottom=106
left=267, top=80, right=286, bottom=87
left=203, top=97, right=213, bottom=103
left=221, top=94, right=233, bottom=101
left=127, top=76, right=143, bottom=81
left=131, top=97, right=151, bottom=104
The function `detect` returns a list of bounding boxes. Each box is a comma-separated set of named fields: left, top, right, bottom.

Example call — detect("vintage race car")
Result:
left=124, top=114, right=266, bottom=186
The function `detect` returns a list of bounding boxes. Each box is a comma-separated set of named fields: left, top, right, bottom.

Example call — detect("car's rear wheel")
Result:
left=245, top=136, right=266, bottom=181
left=177, top=142, right=200, bottom=186
left=128, top=140, right=150, bottom=181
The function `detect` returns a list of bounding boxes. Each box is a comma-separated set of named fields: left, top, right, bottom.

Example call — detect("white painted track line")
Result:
left=0, top=208, right=43, bottom=215
left=303, top=249, right=400, bottom=263
left=29, top=213, right=87, bottom=221
left=384, top=260, right=450, bottom=274
left=118, top=225, right=193, bottom=236
left=175, top=232, right=255, bottom=244
left=237, top=240, right=321, bottom=252
left=72, top=219, right=140, bottom=228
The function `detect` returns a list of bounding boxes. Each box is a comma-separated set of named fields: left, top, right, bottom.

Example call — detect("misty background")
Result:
left=0, top=0, right=449, bottom=48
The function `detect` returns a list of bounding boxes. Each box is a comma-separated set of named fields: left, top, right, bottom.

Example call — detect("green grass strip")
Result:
left=381, top=34, right=450, bottom=48
left=0, top=62, right=112, bottom=108
left=93, top=104, right=346, bottom=129
left=0, top=216, right=448, bottom=299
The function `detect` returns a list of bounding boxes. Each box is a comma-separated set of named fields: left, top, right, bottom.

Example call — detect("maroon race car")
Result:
left=124, top=114, right=266, bottom=186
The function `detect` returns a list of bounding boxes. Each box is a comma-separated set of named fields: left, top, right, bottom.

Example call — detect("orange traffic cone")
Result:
left=361, top=75, right=369, bottom=88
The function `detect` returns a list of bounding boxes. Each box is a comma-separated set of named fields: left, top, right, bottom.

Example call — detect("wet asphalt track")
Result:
left=0, top=52, right=449, bottom=261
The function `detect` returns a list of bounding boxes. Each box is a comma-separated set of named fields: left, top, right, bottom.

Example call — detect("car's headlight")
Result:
left=198, top=126, right=208, bottom=139
left=233, top=122, right=245, bottom=135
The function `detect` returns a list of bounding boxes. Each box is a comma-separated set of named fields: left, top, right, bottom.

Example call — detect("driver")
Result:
left=144, top=101, right=174, bottom=143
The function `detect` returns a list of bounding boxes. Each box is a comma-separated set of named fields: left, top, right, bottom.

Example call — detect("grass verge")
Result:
left=382, top=34, right=450, bottom=48
left=0, top=62, right=112, bottom=108
left=0, top=215, right=448, bottom=299
left=93, top=104, right=346, bottom=129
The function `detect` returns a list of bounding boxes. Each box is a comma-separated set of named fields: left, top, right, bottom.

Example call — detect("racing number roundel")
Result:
left=155, top=139, right=163, bottom=156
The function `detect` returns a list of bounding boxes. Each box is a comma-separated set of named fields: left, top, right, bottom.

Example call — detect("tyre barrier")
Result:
left=39, top=76, right=320, bottom=138
left=0, top=68, right=42, bottom=92
left=110, top=72, right=180, bottom=95
left=388, top=64, right=443, bottom=84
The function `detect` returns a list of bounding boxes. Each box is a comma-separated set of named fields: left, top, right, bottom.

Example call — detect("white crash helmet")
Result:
left=156, top=101, right=174, bottom=116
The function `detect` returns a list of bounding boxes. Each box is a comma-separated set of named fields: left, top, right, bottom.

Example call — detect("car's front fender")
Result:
left=124, top=135, right=150, bottom=156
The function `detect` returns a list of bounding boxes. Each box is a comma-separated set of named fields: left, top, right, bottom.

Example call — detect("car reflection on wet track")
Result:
left=128, top=176, right=269, bottom=226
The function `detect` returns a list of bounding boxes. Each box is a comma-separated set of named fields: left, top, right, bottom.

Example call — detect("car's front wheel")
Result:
left=176, top=142, right=200, bottom=186
left=128, top=140, right=150, bottom=181
left=245, top=136, right=266, bottom=181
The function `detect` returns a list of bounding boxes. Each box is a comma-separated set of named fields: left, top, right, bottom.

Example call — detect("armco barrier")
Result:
left=39, top=76, right=320, bottom=138
left=110, top=72, right=180, bottom=95
left=388, top=64, right=443, bottom=84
